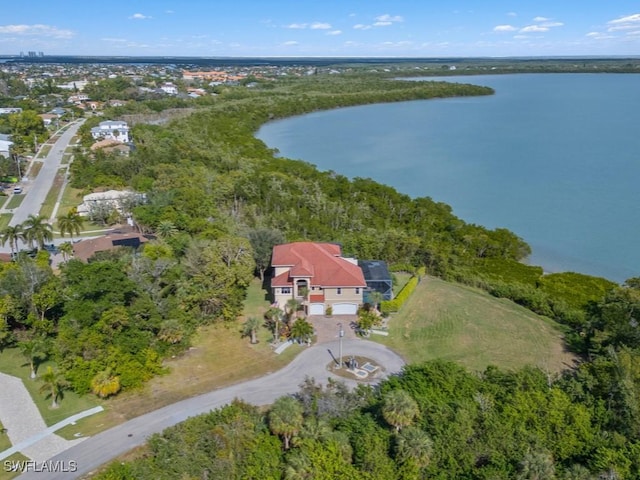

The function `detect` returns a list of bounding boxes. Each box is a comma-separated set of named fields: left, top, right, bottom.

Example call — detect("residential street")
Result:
left=4, top=120, right=84, bottom=230
left=16, top=338, right=405, bottom=479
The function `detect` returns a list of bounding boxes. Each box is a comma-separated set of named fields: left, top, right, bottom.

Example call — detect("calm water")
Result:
left=256, top=74, right=640, bottom=283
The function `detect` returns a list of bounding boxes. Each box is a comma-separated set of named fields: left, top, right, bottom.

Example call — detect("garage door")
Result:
left=332, top=303, right=358, bottom=315
left=309, top=303, right=325, bottom=315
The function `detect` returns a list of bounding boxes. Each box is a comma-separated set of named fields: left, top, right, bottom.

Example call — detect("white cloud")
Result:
left=533, top=16, right=550, bottom=22
left=353, top=14, right=403, bottom=31
left=375, top=14, right=403, bottom=23
left=286, top=23, right=307, bottom=29
left=282, top=40, right=298, bottom=46
left=541, top=21, right=564, bottom=28
left=607, top=15, right=640, bottom=32
left=310, top=22, right=332, bottom=30
left=494, top=25, right=517, bottom=32
left=129, top=13, right=151, bottom=20
left=165, top=10, right=174, bottom=14
left=0, top=24, right=74, bottom=38
left=507, top=12, right=517, bottom=17
left=520, top=25, right=549, bottom=33
left=608, top=13, right=640, bottom=25
left=326, top=30, right=342, bottom=36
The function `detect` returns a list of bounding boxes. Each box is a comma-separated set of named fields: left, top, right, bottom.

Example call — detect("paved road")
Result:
left=16, top=338, right=405, bottom=479
left=8, top=120, right=84, bottom=228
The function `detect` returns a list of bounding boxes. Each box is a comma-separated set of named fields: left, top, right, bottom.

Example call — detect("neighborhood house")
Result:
left=271, top=242, right=367, bottom=316
left=90, top=120, right=130, bottom=143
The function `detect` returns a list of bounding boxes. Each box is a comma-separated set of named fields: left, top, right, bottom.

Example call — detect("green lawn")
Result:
left=0, top=453, right=29, bottom=480
left=0, top=214, right=12, bottom=230
left=39, top=168, right=66, bottom=220
left=0, top=421, right=9, bottom=451
left=392, top=272, right=413, bottom=295
left=376, top=276, right=576, bottom=374
left=4, top=195, right=24, bottom=210
left=0, top=348, right=100, bottom=427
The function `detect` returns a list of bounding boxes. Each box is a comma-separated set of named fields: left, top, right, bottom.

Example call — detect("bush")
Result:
left=380, top=268, right=425, bottom=315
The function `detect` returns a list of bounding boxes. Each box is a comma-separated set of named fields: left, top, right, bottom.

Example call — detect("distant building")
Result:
left=90, top=120, right=130, bottom=143
left=0, top=107, right=22, bottom=115
left=72, top=232, right=149, bottom=262
left=160, top=82, right=178, bottom=95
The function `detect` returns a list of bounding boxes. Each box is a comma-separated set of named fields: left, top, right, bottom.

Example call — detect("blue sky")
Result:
left=1, top=1, right=640, bottom=57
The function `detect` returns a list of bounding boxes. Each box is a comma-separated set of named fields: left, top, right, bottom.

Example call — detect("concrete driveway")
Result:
left=16, top=338, right=404, bottom=479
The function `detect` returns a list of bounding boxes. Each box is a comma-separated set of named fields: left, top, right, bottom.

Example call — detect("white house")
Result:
left=90, top=120, right=130, bottom=143
left=160, top=82, right=178, bottom=95
left=0, top=139, right=13, bottom=159
left=76, top=190, right=145, bottom=217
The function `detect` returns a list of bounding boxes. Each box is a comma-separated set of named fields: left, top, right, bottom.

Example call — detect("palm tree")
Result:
left=156, top=220, right=178, bottom=239
left=382, top=389, right=420, bottom=433
left=265, top=307, right=284, bottom=343
left=395, top=425, right=433, bottom=468
left=285, top=298, right=302, bottom=322
left=18, top=336, right=49, bottom=379
left=0, top=225, right=23, bottom=256
left=241, top=316, right=261, bottom=344
left=90, top=369, right=121, bottom=398
left=268, top=396, right=304, bottom=450
left=58, top=241, right=73, bottom=261
left=39, top=366, right=68, bottom=408
left=290, top=318, right=314, bottom=345
left=57, top=211, right=83, bottom=241
left=21, top=214, right=53, bottom=250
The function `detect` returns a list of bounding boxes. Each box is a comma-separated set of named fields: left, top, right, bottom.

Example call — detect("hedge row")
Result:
left=381, top=267, right=425, bottom=314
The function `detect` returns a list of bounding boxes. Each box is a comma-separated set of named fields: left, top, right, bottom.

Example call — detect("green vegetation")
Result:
left=38, top=168, right=66, bottom=220
left=94, top=359, right=640, bottom=480
left=0, top=67, right=639, bottom=479
left=0, top=453, right=29, bottom=480
left=0, top=347, right=99, bottom=426
left=378, top=277, right=574, bottom=372
left=0, top=214, right=11, bottom=230
left=4, top=195, right=24, bottom=209
left=381, top=267, right=425, bottom=314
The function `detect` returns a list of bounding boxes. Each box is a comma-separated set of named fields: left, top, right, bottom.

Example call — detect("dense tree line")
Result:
left=95, top=358, right=640, bottom=479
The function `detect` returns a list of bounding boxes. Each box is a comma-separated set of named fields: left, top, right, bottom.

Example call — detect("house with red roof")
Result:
left=271, top=242, right=367, bottom=316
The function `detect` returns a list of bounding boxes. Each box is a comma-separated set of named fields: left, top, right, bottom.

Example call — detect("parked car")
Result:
left=13, top=186, right=23, bottom=194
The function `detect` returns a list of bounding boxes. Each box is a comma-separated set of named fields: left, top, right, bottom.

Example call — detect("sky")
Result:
left=1, top=1, right=640, bottom=58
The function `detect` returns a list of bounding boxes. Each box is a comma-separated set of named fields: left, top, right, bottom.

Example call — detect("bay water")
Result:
left=256, top=74, right=640, bottom=283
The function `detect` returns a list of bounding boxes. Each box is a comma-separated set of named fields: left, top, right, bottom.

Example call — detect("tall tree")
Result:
left=269, top=396, right=304, bottom=450
left=248, top=228, right=285, bottom=282
left=58, top=241, right=73, bottom=261
left=0, top=224, right=23, bottom=255
left=57, top=211, right=83, bottom=241
left=18, top=336, right=49, bottom=379
left=241, top=316, right=261, bottom=344
left=39, top=366, right=68, bottom=408
left=381, top=389, right=419, bottom=433
left=21, top=214, right=53, bottom=250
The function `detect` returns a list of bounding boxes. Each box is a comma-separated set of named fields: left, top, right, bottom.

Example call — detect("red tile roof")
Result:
left=271, top=242, right=366, bottom=288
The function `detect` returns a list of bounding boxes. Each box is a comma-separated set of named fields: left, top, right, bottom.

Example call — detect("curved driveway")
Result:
left=17, top=338, right=404, bottom=479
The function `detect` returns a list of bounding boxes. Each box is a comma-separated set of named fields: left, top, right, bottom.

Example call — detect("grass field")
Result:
left=4, top=195, right=24, bottom=210
left=377, top=276, right=576, bottom=374
left=0, top=453, right=29, bottom=480
left=0, top=214, right=11, bottom=230
left=39, top=168, right=66, bottom=220
left=0, top=349, right=101, bottom=427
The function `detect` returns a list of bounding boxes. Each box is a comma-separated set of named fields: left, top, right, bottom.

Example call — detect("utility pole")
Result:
left=337, top=323, right=344, bottom=368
